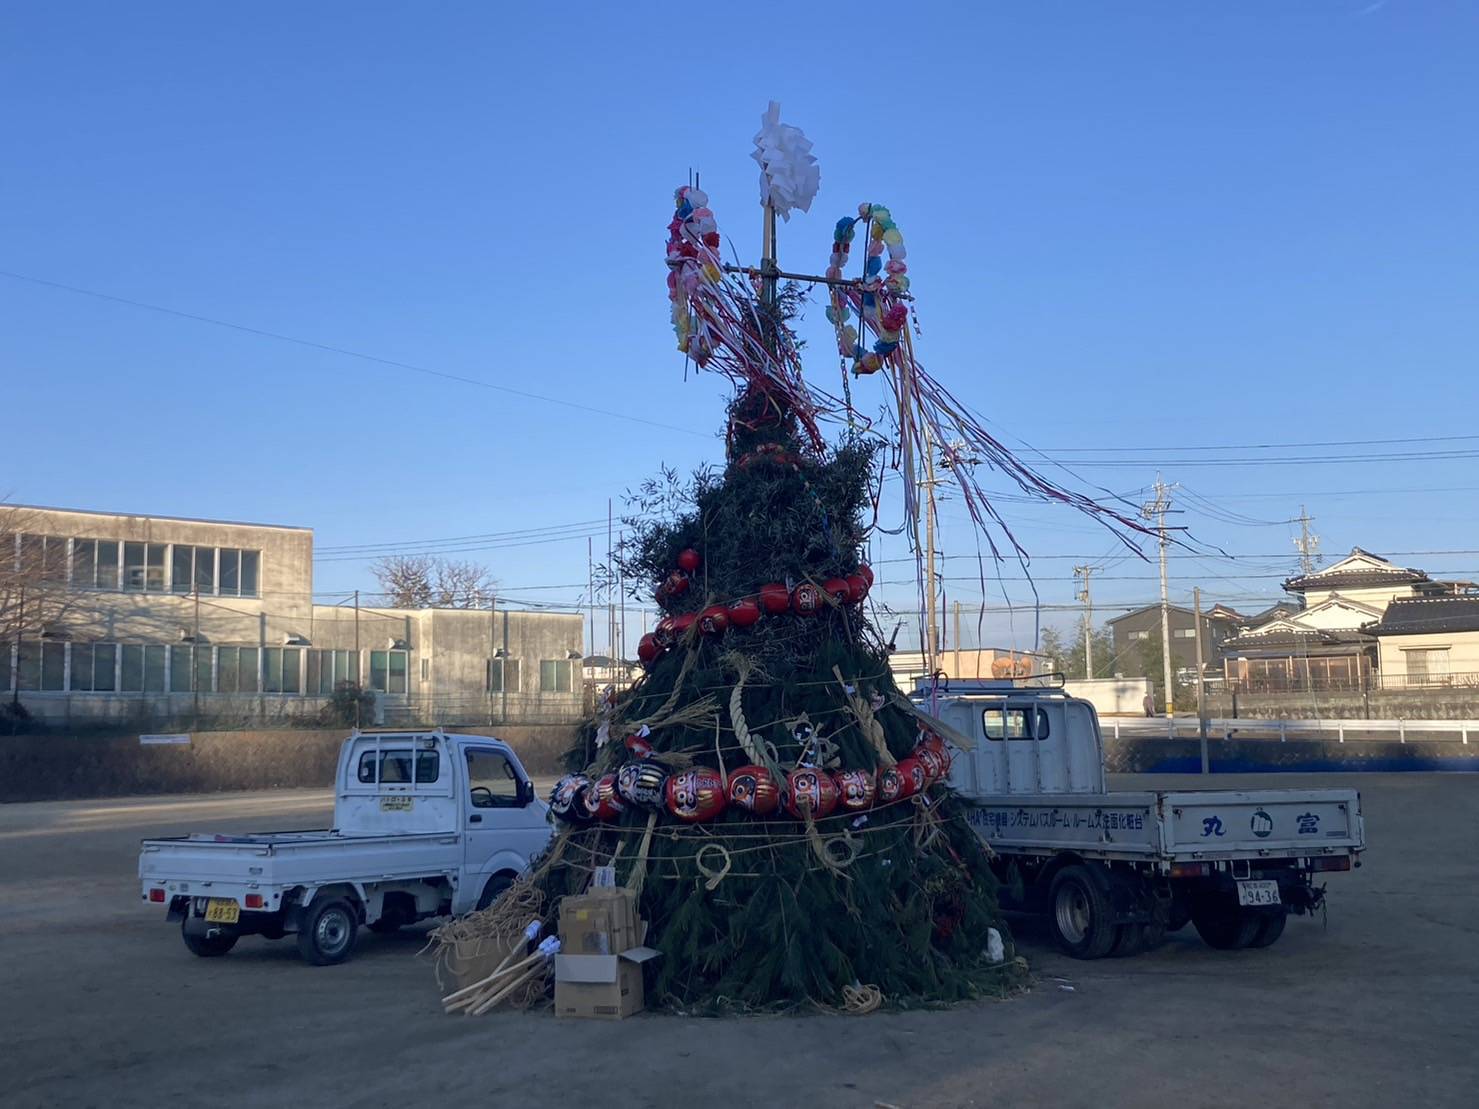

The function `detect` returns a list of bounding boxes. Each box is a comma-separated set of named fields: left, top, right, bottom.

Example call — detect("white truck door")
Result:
left=457, top=744, right=551, bottom=912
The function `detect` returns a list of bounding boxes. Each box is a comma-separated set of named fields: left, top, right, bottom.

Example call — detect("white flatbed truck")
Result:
left=924, top=681, right=1365, bottom=958
left=138, top=729, right=553, bottom=965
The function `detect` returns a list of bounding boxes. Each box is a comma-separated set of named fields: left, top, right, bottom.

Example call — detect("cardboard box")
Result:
left=554, top=948, right=661, bottom=1019
left=558, top=888, right=641, bottom=956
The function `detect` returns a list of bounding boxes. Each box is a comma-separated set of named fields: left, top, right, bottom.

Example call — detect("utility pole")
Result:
left=1194, top=586, right=1208, bottom=774
left=1073, top=565, right=1094, bottom=680
left=587, top=536, right=595, bottom=666
left=1295, top=505, right=1320, bottom=576
left=921, top=422, right=941, bottom=667
left=192, top=586, right=201, bottom=724
left=953, top=600, right=962, bottom=679
left=1143, top=476, right=1175, bottom=718
left=488, top=597, right=496, bottom=726
left=353, top=589, right=361, bottom=728
left=607, top=499, right=615, bottom=663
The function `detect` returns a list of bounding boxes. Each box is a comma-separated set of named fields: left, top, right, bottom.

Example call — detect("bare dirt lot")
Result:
left=3, top=773, right=1475, bottom=1109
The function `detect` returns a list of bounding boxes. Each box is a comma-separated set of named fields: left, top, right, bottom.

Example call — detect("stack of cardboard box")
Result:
left=554, top=887, right=659, bottom=1019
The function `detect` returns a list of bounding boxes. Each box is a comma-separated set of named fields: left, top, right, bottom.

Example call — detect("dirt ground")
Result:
left=3, top=773, right=1475, bottom=1109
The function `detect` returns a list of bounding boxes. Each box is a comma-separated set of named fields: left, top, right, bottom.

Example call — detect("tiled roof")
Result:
left=1365, top=596, right=1479, bottom=637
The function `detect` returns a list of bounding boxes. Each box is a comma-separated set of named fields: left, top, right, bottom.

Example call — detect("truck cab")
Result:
left=139, top=729, right=552, bottom=964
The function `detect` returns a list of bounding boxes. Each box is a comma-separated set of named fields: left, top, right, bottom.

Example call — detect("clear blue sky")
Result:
left=4, top=2, right=1477, bottom=656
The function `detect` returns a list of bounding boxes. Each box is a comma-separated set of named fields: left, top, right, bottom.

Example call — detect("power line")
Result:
left=0, top=269, right=712, bottom=438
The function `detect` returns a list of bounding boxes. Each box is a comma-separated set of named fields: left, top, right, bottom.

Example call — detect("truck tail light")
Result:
left=245, top=894, right=265, bottom=909
left=1311, top=856, right=1351, bottom=873
left=1170, top=862, right=1210, bottom=878
left=149, top=888, right=166, bottom=903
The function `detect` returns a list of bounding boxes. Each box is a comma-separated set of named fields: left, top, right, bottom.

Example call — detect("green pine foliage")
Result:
left=537, top=377, right=1025, bottom=1009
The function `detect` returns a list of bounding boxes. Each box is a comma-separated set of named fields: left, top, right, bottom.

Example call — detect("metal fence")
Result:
left=1226, top=671, right=1479, bottom=694
left=1105, top=716, right=1476, bottom=745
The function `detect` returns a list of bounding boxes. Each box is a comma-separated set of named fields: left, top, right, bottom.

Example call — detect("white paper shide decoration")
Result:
left=751, top=101, right=820, bottom=221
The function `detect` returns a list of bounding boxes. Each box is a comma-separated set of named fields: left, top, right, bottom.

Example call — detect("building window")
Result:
left=1128, top=630, right=1150, bottom=641
left=306, top=649, right=358, bottom=695
left=1405, top=648, right=1450, bottom=685
left=263, top=647, right=302, bottom=694
left=487, top=658, right=521, bottom=693
left=122, top=543, right=167, bottom=592
left=1174, top=628, right=1196, bottom=639
left=540, top=659, right=572, bottom=693
left=421, top=658, right=430, bottom=682
left=72, top=643, right=117, bottom=691
left=171, top=546, right=218, bottom=595
left=369, top=650, right=408, bottom=694
left=119, top=644, right=167, bottom=692
left=216, top=646, right=260, bottom=693
left=17, top=642, right=69, bottom=691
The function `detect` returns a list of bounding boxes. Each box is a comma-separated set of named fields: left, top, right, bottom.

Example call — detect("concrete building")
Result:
left=2, top=505, right=584, bottom=726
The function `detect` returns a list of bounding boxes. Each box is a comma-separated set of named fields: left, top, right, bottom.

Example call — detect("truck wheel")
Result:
left=477, top=874, right=513, bottom=912
left=1248, top=908, right=1288, bottom=948
left=1192, top=905, right=1262, bottom=950
left=297, top=897, right=359, bottom=965
left=181, top=918, right=237, bottom=958
left=1048, top=865, right=1118, bottom=959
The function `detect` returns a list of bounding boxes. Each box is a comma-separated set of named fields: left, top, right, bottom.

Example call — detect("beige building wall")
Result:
left=1376, top=631, right=1479, bottom=681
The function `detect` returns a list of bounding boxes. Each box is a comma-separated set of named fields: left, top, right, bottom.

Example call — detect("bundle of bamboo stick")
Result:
left=442, top=934, right=560, bottom=1016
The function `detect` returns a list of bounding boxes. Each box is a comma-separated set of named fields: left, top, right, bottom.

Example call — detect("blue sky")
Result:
left=4, top=2, right=1477, bottom=656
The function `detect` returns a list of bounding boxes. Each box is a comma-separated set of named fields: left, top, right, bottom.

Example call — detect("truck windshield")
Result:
left=357, top=749, right=441, bottom=784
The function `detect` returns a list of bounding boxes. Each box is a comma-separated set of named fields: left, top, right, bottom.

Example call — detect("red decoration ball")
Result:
left=823, top=578, right=850, bottom=604
left=914, top=745, right=945, bottom=783
left=665, top=766, right=728, bottom=822
left=726, top=598, right=761, bottom=629
left=834, top=769, right=876, bottom=811
left=876, top=765, right=905, bottom=804
left=727, top=764, right=782, bottom=815
left=677, top=548, right=702, bottom=573
left=698, top=604, right=730, bottom=636
left=785, top=768, right=839, bottom=819
left=637, top=634, right=661, bottom=665
left=857, top=564, right=875, bottom=589
left=845, top=574, right=868, bottom=604
left=759, top=582, right=790, bottom=615
left=893, top=757, right=926, bottom=799
left=792, top=582, right=823, bottom=616
left=664, top=570, right=690, bottom=598
left=653, top=617, right=677, bottom=648
left=671, top=613, right=697, bottom=638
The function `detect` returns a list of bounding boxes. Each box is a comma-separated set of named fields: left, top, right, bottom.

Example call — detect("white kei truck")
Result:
left=924, top=680, right=1366, bottom=958
left=138, top=730, right=553, bottom=965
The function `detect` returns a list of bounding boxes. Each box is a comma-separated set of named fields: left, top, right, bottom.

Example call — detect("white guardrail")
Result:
left=1106, top=717, right=1475, bottom=745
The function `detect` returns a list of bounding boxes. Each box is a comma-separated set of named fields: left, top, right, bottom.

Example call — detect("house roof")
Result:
left=1222, top=627, right=1372, bottom=654
left=1243, top=602, right=1302, bottom=628
left=1364, top=596, right=1479, bottom=637
left=1285, top=547, right=1428, bottom=593
left=1107, top=603, right=1241, bottom=628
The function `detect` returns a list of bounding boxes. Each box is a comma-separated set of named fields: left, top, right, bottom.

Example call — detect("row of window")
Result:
left=6, top=644, right=399, bottom=695
left=4, top=644, right=580, bottom=696
left=5, top=534, right=260, bottom=597
left=1128, top=628, right=1199, bottom=641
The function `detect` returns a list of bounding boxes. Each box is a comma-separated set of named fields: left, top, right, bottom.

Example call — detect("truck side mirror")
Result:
left=518, top=779, right=535, bottom=806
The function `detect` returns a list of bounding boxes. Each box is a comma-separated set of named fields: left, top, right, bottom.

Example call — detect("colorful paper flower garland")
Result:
left=666, top=185, right=724, bottom=364
left=825, top=203, right=911, bottom=376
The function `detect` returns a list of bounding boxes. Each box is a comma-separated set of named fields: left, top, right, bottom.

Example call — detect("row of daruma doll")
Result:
left=638, top=547, right=876, bottom=666
left=549, top=730, right=950, bottom=825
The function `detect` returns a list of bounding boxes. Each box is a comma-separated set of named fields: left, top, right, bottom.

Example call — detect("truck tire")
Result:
left=1048, top=865, right=1118, bottom=959
left=1248, top=908, right=1288, bottom=948
left=477, top=874, right=513, bottom=912
left=1192, top=904, right=1262, bottom=950
left=297, top=897, right=359, bottom=965
left=181, top=918, right=237, bottom=958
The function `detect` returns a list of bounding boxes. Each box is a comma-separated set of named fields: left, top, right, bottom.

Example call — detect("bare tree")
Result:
left=370, top=555, right=497, bottom=609
left=1, top=505, right=82, bottom=710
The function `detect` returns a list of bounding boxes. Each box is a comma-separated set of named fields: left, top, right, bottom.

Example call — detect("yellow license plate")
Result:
left=380, top=795, right=414, bottom=812
left=204, top=898, right=240, bottom=924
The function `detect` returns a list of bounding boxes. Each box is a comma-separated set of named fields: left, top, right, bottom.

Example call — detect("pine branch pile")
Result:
left=527, top=402, right=1027, bottom=1012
